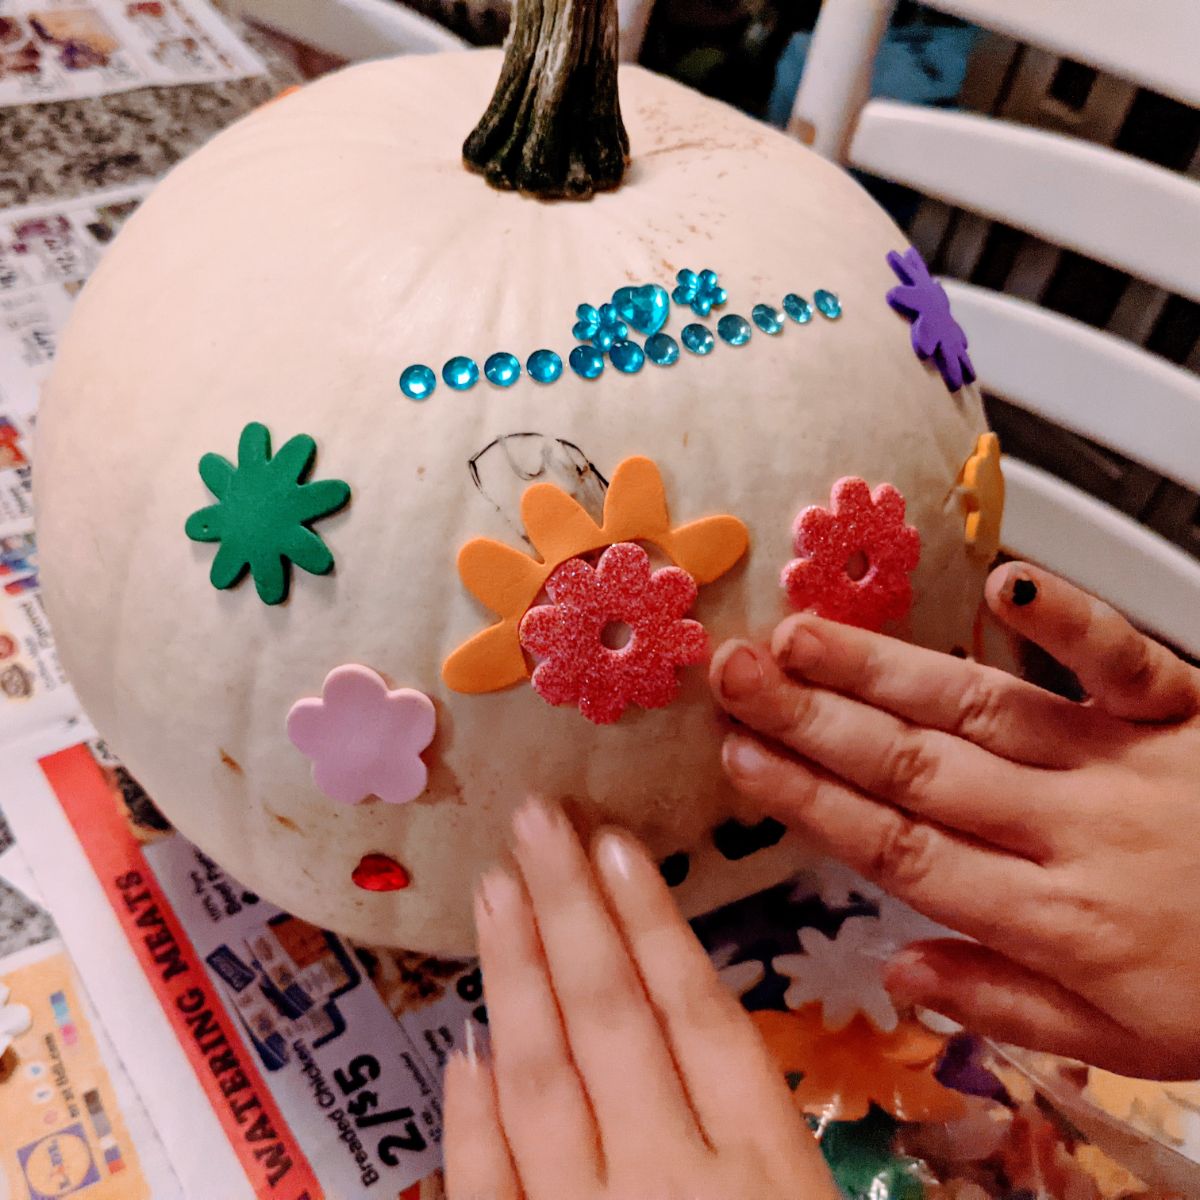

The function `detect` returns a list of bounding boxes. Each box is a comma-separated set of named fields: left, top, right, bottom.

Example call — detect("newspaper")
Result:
left=4, top=724, right=466, bottom=1198
left=0, top=183, right=154, bottom=748
left=0, top=0, right=265, bottom=107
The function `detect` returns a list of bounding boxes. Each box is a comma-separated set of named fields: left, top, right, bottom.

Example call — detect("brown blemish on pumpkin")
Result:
left=219, top=749, right=243, bottom=775
left=682, top=431, right=690, bottom=448
left=417, top=465, right=426, bottom=478
left=268, top=810, right=300, bottom=833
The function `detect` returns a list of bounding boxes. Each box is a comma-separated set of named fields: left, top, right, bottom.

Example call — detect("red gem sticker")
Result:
left=351, top=853, right=411, bottom=892
left=781, top=478, right=921, bottom=631
left=519, top=541, right=709, bottom=725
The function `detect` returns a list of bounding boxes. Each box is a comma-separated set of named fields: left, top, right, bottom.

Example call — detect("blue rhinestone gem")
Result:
left=783, top=293, right=813, bottom=324
left=815, top=289, right=843, bottom=319
left=442, top=355, right=479, bottom=391
left=752, top=304, right=783, bottom=335
left=574, top=302, right=626, bottom=350
left=613, top=284, right=670, bottom=336
left=673, top=267, right=727, bottom=317
left=645, top=332, right=680, bottom=366
left=717, top=314, right=752, bottom=346
left=569, top=344, right=605, bottom=380
left=527, top=349, right=563, bottom=384
left=681, top=324, right=714, bottom=356
left=609, top=339, right=646, bottom=374
left=484, top=352, right=521, bottom=387
left=399, top=364, right=436, bottom=400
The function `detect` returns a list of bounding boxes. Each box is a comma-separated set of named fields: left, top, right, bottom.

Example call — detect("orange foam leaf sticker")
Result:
left=958, top=432, right=1005, bottom=562
left=751, top=1005, right=966, bottom=1124
left=443, top=455, right=749, bottom=695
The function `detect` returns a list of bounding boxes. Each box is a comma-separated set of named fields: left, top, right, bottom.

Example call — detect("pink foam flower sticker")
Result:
left=286, top=664, right=435, bottom=806
left=519, top=541, right=709, bottom=725
left=782, top=478, right=921, bottom=631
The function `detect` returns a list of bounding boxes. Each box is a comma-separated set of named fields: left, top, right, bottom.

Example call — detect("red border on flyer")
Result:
left=40, top=744, right=324, bottom=1200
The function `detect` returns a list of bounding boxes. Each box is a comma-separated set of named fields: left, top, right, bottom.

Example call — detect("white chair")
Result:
left=791, top=0, right=1200, bottom=656
left=225, top=0, right=468, bottom=59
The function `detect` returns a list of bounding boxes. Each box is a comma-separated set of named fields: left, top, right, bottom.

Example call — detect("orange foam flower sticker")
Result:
left=443, top=456, right=749, bottom=694
left=958, top=432, right=1005, bottom=562
left=752, top=1005, right=967, bottom=1123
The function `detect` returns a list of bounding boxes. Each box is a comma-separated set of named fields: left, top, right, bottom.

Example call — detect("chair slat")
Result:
left=943, top=280, right=1200, bottom=492
left=1002, top=458, right=1200, bottom=656
left=850, top=102, right=1200, bottom=303
left=919, top=0, right=1200, bottom=108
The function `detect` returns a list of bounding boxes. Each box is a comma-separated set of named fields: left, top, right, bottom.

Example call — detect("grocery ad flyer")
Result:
left=0, top=0, right=265, bottom=107
left=0, top=936, right=184, bottom=1199
left=4, top=727, right=472, bottom=1198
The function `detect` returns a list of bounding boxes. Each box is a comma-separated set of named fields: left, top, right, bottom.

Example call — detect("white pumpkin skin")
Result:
left=36, top=51, right=988, bottom=955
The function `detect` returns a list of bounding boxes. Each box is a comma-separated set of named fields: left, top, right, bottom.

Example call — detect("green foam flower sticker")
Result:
left=185, top=422, right=350, bottom=606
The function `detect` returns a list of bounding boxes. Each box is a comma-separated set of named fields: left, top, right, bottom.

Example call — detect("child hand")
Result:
left=443, top=800, right=838, bottom=1200
left=710, top=562, right=1200, bottom=1079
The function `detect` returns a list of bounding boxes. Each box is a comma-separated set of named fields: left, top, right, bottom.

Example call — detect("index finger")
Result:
left=769, top=613, right=1111, bottom=768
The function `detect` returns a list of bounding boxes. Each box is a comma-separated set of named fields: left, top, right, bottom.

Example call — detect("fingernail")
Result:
left=720, top=645, right=764, bottom=699
left=722, top=735, right=769, bottom=778
left=596, top=830, right=635, bottom=882
left=884, top=949, right=940, bottom=1002
left=774, top=621, right=823, bottom=672
left=475, top=867, right=517, bottom=921
left=1009, top=576, right=1037, bottom=607
left=512, top=796, right=560, bottom=848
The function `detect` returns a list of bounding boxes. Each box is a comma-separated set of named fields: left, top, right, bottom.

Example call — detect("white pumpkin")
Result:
left=35, top=28, right=990, bottom=954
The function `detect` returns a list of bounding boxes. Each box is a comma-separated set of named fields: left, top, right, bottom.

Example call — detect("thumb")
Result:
left=884, top=940, right=1166, bottom=1078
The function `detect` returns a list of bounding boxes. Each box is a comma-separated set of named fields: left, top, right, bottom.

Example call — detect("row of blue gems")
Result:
left=397, top=286, right=842, bottom=399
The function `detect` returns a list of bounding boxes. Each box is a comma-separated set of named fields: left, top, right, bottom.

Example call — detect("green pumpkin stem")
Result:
left=463, top=0, right=629, bottom=200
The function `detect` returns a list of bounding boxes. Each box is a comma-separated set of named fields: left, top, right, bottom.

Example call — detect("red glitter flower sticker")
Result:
left=781, top=478, right=921, bottom=631
left=519, top=542, right=709, bottom=725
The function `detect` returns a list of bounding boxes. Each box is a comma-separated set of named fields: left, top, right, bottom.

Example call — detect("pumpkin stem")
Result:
left=463, top=0, right=629, bottom=200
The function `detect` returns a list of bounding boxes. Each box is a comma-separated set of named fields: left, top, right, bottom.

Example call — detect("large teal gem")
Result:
left=612, top=283, right=670, bottom=336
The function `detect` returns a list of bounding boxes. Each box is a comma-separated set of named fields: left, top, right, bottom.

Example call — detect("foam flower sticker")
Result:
left=772, top=917, right=901, bottom=1033
left=672, top=268, right=727, bottom=317
left=752, top=1005, right=966, bottom=1123
left=444, top=456, right=748, bottom=695
left=886, top=246, right=976, bottom=392
left=519, top=542, right=708, bottom=725
left=957, top=432, right=1005, bottom=562
left=0, top=980, right=32, bottom=1063
left=286, top=665, right=435, bottom=806
left=572, top=301, right=628, bottom=352
left=185, top=422, right=350, bottom=605
left=781, top=477, right=921, bottom=631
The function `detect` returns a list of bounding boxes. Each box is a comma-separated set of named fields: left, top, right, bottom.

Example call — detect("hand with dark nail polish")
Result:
left=442, top=800, right=839, bottom=1200
left=710, top=561, right=1200, bottom=1080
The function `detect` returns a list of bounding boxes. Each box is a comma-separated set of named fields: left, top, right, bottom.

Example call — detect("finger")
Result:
left=721, top=733, right=1057, bottom=967
left=711, top=640, right=1059, bottom=857
left=443, top=1029, right=522, bottom=1200
left=988, top=563, right=1198, bottom=723
left=766, top=612, right=1108, bottom=768
left=590, top=827, right=836, bottom=1193
left=885, top=940, right=1187, bottom=1079
left=474, top=867, right=601, bottom=1196
left=510, top=799, right=704, bottom=1164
